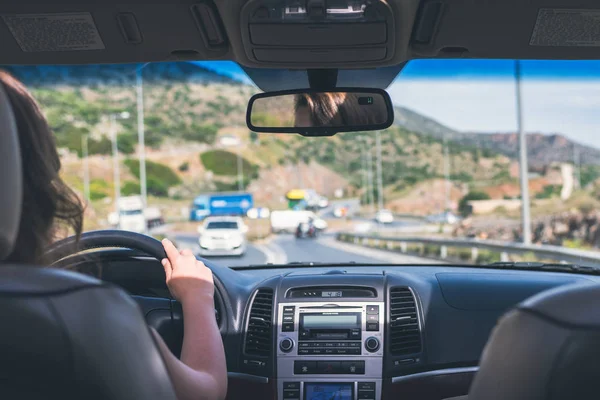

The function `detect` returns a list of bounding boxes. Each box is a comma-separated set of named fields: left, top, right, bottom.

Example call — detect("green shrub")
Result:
left=117, top=133, right=136, bottom=154
left=180, top=123, right=219, bottom=144
left=122, top=181, right=141, bottom=196
left=178, top=162, right=190, bottom=172
left=124, top=159, right=181, bottom=197
left=250, top=131, right=259, bottom=143
left=147, top=176, right=169, bottom=196
left=459, top=191, right=491, bottom=216
left=200, top=150, right=258, bottom=177
left=89, top=179, right=109, bottom=200
left=88, top=136, right=112, bottom=156
left=535, top=184, right=561, bottom=199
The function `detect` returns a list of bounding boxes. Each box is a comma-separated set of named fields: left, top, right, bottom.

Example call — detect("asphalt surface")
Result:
left=171, top=231, right=435, bottom=268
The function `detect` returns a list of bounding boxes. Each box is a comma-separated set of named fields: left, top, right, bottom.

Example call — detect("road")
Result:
left=171, top=232, right=435, bottom=267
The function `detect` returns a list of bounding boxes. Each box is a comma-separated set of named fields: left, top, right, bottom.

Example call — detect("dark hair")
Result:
left=295, top=92, right=387, bottom=127
left=0, top=71, right=84, bottom=264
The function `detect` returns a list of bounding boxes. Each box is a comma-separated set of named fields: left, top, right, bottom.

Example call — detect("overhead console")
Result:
left=240, top=0, right=396, bottom=67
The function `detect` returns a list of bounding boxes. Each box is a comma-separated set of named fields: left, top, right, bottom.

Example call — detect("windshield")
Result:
left=206, top=221, right=239, bottom=230
left=11, top=60, right=600, bottom=268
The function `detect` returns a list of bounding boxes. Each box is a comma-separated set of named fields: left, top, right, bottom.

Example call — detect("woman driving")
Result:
left=0, top=70, right=227, bottom=400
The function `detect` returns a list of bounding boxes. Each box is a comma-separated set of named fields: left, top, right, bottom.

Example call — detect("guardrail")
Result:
left=337, top=232, right=600, bottom=267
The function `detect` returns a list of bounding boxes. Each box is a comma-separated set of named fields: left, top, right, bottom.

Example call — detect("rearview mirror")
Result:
left=246, top=88, right=394, bottom=136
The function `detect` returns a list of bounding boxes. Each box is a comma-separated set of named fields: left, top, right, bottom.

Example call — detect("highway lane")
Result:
left=170, top=231, right=436, bottom=267
left=271, top=233, right=438, bottom=264
left=171, top=232, right=268, bottom=267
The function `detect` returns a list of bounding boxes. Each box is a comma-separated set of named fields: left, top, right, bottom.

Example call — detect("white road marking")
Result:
left=256, top=240, right=288, bottom=265
left=320, top=236, right=444, bottom=264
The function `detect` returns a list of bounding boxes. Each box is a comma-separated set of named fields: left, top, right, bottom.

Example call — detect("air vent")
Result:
left=244, top=289, right=274, bottom=357
left=389, top=287, right=422, bottom=356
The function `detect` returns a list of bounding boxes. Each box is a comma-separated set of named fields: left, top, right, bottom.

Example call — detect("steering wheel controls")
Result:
left=279, top=337, right=294, bottom=353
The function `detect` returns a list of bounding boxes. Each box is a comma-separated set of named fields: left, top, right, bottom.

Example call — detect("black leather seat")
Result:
left=0, top=79, right=177, bottom=400
left=467, top=282, right=600, bottom=400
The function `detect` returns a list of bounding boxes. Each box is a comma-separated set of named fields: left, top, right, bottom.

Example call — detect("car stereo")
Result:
left=277, top=301, right=383, bottom=400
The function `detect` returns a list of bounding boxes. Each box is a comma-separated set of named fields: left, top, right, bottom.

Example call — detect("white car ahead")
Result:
left=375, top=209, right=394, bottom=224
left=198, top=217, right=248, bottom=257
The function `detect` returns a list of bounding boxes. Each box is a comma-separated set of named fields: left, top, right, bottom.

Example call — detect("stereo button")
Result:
left=283, top=389, right=300, bottom=399
left=280, top=338, right=294, bottom=353
left=366, top=323, right=379, bottom=331
left=294, top=361, right=317, bottom=374
left=317, top=361, right=341, bottom=374
left=365, top=337, right=380, bottom=352
left=284, top=382, right=300, bottom=390
left=366, top=305, right=379, bottom=314
left=283, top=323, right=294, bottom=332
left=366, top=314, right=379, bottom=323
left=341, top=361, right=365, bottom=374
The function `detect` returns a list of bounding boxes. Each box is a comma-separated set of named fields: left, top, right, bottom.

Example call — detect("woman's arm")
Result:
left=154, top=239, right=228, bottom=400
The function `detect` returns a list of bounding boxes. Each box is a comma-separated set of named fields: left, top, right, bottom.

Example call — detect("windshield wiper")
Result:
left=487, top=261, right=600, bottom=274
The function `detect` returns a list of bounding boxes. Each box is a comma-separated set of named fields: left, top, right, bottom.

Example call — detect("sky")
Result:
left=197, top=59, right=600, bottom=148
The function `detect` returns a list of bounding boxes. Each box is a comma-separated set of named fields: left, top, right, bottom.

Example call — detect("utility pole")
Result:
left=443, top=134, right=451, bottom=211
left=82, top=134, right=90, bottom=203
left=366, top=150, right=375, bottom=214
left=110, top=114, right=120, bottom=210
left=237, top=144, right=244, bottom=191
left=375, top=131, right=384, bottom=211
left=573, top=143, right=581, bottom=189
left=361, top=147, right=368, bottom=206
left=136, top=66, right=147, bottom=210
left=110, top=111, right=130, bottom=216
left=515, top=60, right=532, bottom=244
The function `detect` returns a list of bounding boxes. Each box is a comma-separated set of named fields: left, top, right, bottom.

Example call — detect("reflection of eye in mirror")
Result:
left=247, top=89, right=393, bottom=135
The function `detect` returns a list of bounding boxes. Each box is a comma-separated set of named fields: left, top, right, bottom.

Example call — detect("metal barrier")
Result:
left=336, top=232, right=600, bottom=267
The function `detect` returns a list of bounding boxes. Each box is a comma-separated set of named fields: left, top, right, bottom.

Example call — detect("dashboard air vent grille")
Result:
left=389, top=287, right=422, bottom=356
left=244, top=288, right=274, bottom=357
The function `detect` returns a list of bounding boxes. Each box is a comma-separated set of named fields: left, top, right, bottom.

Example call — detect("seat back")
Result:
left=469, top=283, right=600, bottom=400
left=0, top=265, right=178, bottom=400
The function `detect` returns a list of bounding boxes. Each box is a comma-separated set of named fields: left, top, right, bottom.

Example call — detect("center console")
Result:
left=276, top=287, right=383, bottom=400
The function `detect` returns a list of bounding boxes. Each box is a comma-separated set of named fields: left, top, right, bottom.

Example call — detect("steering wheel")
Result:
left=44, top=230, right=172, bottom=265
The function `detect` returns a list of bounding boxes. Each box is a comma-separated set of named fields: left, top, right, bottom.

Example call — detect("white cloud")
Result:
left=388, top=78, right=600, bottom=148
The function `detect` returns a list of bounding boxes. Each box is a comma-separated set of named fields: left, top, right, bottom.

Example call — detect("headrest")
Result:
left=0, top=82, right=22, bottom=260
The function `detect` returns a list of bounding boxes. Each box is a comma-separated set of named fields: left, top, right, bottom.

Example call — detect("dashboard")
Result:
left=69, top=250, right=599, bottom=400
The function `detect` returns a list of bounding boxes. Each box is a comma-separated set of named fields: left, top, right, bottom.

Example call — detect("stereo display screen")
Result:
left=300, top=313, right=360, bottom=330
left=304, top=382, right=353, bottom=400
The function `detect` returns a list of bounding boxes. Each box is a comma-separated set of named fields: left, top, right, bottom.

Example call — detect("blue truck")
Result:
left=189, top=192, right=254, bottom=221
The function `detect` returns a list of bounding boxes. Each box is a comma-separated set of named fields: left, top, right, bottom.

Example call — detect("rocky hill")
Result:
left=394, top=106, right=600, bottom=169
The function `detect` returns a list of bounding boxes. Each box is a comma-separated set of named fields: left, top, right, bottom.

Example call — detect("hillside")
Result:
left=4, top=61, right=597, bottom=224
left=394, top=106, right=600, bottom=169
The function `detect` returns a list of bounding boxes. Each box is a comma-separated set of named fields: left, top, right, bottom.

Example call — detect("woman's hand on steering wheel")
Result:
left=161, top=239, right=214, bottom=304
